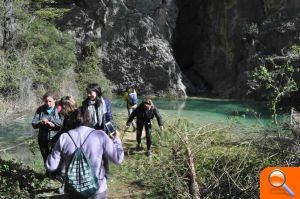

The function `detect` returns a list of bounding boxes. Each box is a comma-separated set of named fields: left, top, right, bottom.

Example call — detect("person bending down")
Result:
left=126, top=98, right=163, bottom=156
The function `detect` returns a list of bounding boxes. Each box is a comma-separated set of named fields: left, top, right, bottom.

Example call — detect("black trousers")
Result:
left=136, top=122, right=152, bottom=151
left=38, top=133, right=62, bottom=178
left=38, top=134, right=51, bottom=163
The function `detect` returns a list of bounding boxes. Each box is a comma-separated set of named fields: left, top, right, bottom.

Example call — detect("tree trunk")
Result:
left=183, top=135, right=201, bottom=199
left=3, top=0, right=14, bottom=50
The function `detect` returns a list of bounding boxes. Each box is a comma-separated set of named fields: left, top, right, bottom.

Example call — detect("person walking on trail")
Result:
left=126, top=98, right=163, bottom=156
left=32, top=91, right=63, bottom=176
left=46, top=106, right=124, bottom=198
left=123, top=84, right=138, bottom=131
left=82, top=83, right=115, bottom=178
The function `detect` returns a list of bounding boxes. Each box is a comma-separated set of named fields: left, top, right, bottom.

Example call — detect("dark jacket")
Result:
left=126, top=103, right=163, bottom=126
left=32, top=104, right=63, bottom=141
left=51, top=110, right=79, bottom=145
left=82, top=97, right=114, bottom=131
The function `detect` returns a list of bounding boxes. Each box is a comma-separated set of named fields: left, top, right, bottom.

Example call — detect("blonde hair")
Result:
left=60, top=96, right=77, bottom=116
left=144, top=98, right=152, bottom=105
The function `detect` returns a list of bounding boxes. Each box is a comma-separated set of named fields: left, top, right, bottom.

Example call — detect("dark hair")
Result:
left=42, top=91, right=58, bottom=101
left=126, top=83, right=135, bottom=91
left=86, top=83, right=102, bottom=96
left=75, top=106, right=92, bottom=126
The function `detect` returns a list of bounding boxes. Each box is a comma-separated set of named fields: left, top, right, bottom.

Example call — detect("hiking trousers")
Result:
left=38, top=133, right=51, bottom=162
left=136, top=122, right=152, bottom=151
left=127, top=107, right=136, bottom=129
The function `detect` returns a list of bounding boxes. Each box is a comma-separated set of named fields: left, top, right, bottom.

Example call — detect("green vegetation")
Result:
left=75, top=41, right=112, bottom=97
left=30, top=0, right=71, bottom=21
left=0, top=0, right=110, bottom=109
left=110, top=118, right=296, bottom=198
left=23, top=18, right=77, bottom=91
left=0, top=0, right=76, bottom=99
left=0, top=113, right=297, bottom=198
left=0, top=139, right=49, bottom=198
left=263, top=0, right=283, bottom=14
left=0, top=158, right=46, bottom=198
left=0, top=0, right=299, bottom=198
left=249, top=59, right=298, bottom=129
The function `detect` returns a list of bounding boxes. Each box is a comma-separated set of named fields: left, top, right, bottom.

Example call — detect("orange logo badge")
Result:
left=260, top=167, right=300, bottom=198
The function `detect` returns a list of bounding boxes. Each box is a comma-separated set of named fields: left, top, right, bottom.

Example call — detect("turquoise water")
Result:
left=111, top=98, right=274, bottom=127
left=0, top=98, right=275, bottom=144
left=0, top=97, right=278, bottom=163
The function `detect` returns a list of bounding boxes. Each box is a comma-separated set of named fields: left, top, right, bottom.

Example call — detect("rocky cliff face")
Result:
left=174, top=0, right=300, bottom=98
left=57, top=0, right=300, bottom=98
left=57, top=0, right=187, bottom=97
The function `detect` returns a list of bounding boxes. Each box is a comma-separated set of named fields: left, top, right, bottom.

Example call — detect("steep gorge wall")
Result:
left=57, top=0, right=187, bottom=97
left=174, top=0, right=300, bottom=98
left=34, top=0, right=300, bottom=98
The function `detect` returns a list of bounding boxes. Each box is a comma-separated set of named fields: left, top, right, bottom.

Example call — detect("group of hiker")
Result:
left=31, top=83, right=163, bottom=198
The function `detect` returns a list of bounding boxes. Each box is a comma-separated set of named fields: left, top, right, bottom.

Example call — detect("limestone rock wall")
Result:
left=174, top=0, right=300, bottom=98
left=58, top=0, right=187, bottom=97
left=57, top=0, right=300, bottom=98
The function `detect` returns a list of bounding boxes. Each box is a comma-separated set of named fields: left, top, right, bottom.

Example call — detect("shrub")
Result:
left=75, top=42, right=112, bottom=97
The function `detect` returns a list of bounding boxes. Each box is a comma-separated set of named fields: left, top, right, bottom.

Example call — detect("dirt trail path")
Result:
left=107, top=128, right=146, bottom=198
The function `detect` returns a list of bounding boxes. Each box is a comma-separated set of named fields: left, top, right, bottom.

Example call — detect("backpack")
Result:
left=128, top=92, right=138, bottom=106
left=65, top=130, right=99, bottom=198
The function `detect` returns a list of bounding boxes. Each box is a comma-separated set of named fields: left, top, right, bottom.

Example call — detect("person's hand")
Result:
left=160, top=126, right=164, bottom=131
left=109, top=130, right=119, bottom=139
left=48, top=122, right=55, bottom=127
left=41, top=119, right=49, bottom=125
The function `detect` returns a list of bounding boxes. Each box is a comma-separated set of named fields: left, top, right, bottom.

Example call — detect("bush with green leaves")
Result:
left=75, top=41, right=112, bottom=97
left=29, top=0, right=71, bottom=21
left=0, top=0, right=76, bottom=99
left=248, top=59, right=298, bottom=128
left=22, top=19, right=76, bottom=91
left=119, top=119, right=299, bottom=198
left=0, top=158, right=46, bottom=198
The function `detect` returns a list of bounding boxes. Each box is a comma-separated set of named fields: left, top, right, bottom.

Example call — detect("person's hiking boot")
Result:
left=146, top=150, right=152, bottom=157
left=136, top=143, right=143, bottom=151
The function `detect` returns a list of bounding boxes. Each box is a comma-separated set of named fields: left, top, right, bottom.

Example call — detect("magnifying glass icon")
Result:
left=268, top=169, right=295, bottom=197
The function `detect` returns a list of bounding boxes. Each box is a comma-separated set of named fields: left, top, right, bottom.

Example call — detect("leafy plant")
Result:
left=0, top=157, right=45, bottom=198
left=29, top=0, right=70, bottom=21
left=248, top=59, right=298, bottom=132
left=75, top=41, right=112, bottom=97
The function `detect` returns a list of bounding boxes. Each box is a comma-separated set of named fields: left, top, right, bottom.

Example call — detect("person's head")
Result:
left=126, top=83, right=135, bottom=92
left=143, top=98, right=152, bottom=110
left=75, top=106, right=92, bottom=126
left=59, top=96, right=77, bottom=116
left=42, top=91, right=58, bottom=109
left=86, top=83, right=102, bottom=101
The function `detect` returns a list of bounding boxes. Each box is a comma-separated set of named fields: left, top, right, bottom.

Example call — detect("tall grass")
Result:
left=117, top=118, right=299, bottom=198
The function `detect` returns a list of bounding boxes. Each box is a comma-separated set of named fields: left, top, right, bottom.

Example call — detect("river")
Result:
left=0, top=97, right=279, bottom=165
